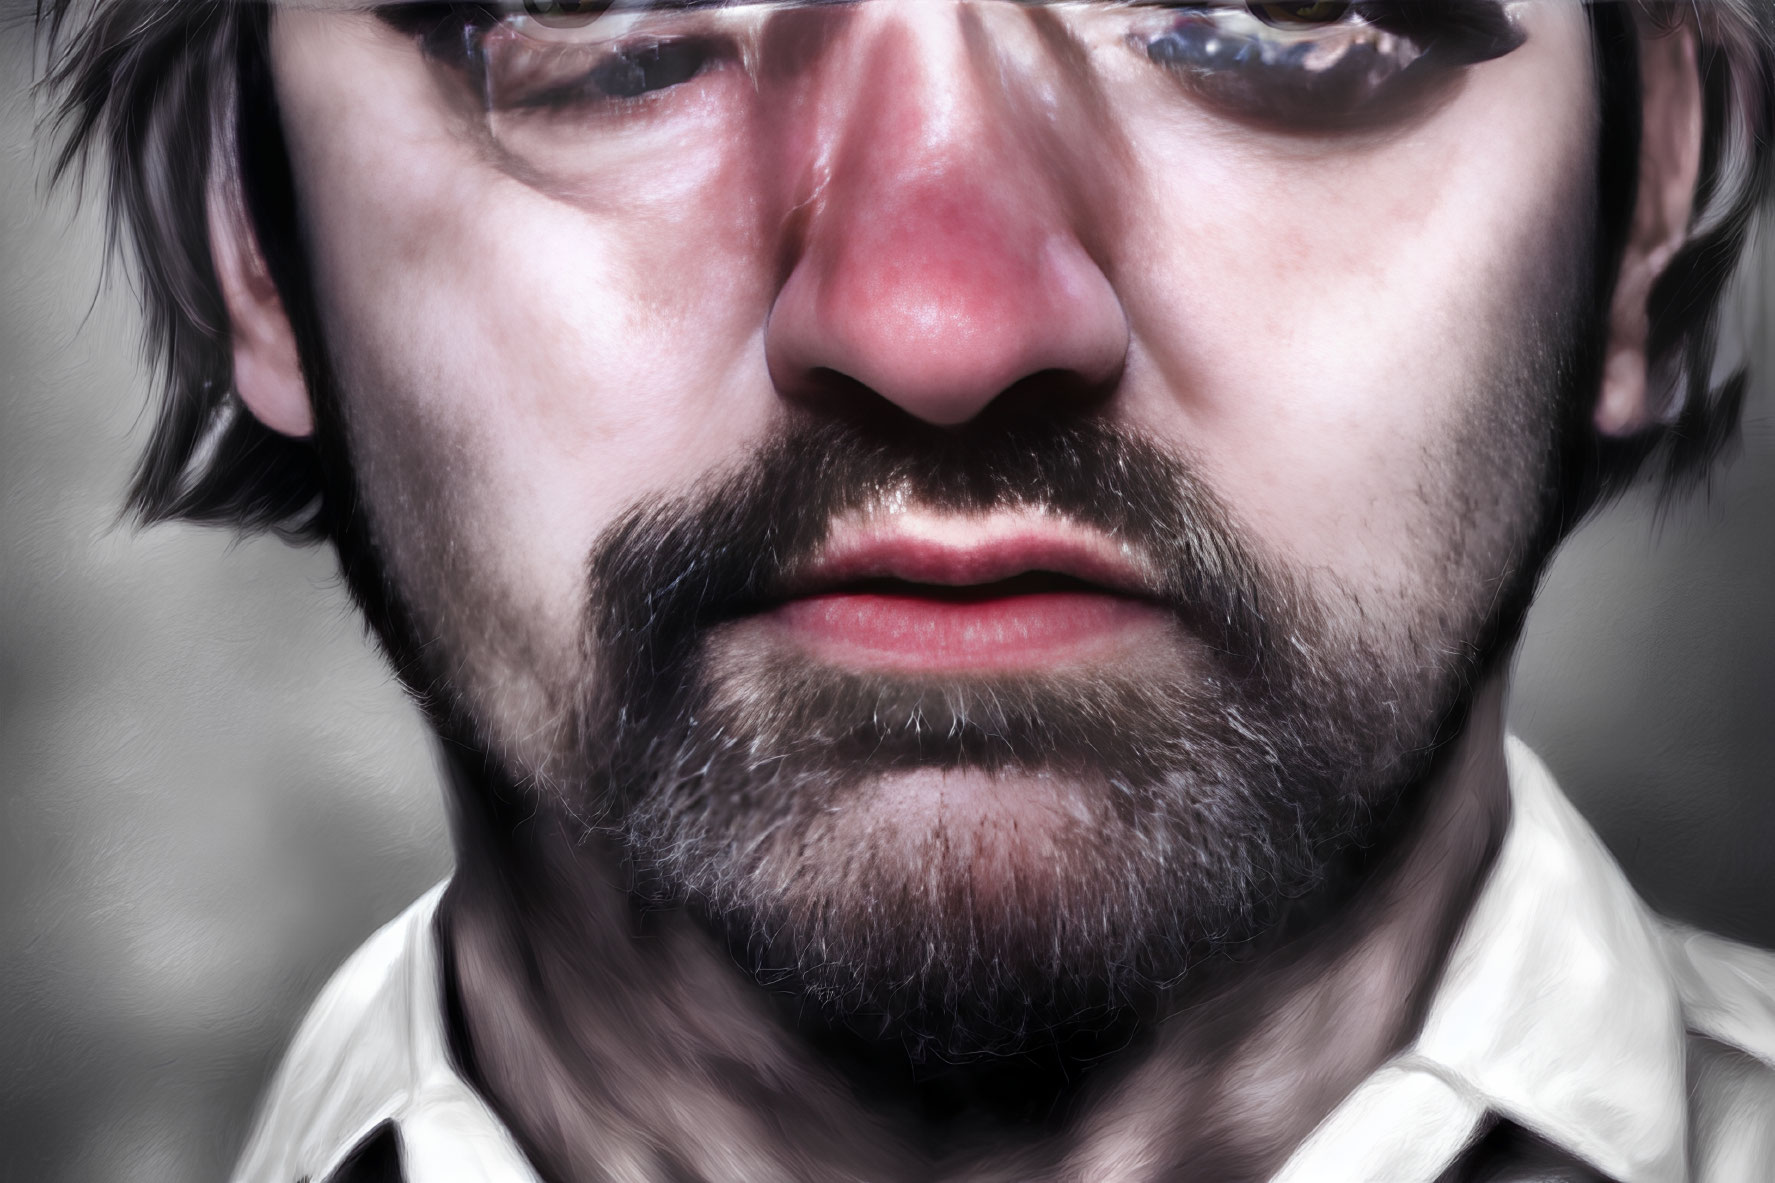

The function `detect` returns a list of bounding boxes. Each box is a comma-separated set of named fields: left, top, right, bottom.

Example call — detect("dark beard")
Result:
left=293, top=269, right=1581, bottom=1064
left=558, top=415, right=1516, bottom=1058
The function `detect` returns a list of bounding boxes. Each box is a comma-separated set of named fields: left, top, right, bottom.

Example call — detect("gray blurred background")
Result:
left=1, top=21, right=1772, bottom=1183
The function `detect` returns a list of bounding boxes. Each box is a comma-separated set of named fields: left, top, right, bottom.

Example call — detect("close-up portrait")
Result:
left=2, top=0, right=1773, bottom=1180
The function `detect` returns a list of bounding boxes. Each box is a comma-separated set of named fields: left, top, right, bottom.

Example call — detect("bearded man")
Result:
left=40, top=0, right=1775, bottom=1179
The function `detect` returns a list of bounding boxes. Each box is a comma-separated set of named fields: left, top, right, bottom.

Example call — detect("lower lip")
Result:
left=765, top=590, right=1172, bottom=672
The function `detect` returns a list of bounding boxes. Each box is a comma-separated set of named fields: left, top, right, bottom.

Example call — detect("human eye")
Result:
left=383, top=0, right=748, bottom=114
left=1125, top=0, right=1527, bottom=129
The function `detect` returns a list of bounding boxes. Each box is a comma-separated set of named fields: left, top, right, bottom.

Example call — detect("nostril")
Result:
left=791, top=367, right=909, bottom=428
left=980, top=367, right=1122, bottom=422
left=767, top=295, right=1127, bottom=429
left=787, top=368, right=981, bottom=436
left=781, top=366, right=1121, bottom=446
left=763, top=177, right=1129, bottom=429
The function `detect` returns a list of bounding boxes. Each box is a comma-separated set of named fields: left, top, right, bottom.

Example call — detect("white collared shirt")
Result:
left=232, top=740, right=1775, bottom=1183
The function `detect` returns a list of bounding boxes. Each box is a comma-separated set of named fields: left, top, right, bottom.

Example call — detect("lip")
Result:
left=784, top=518, right=1156, bottom=597
left=755, top=512, right=1173, bottom=673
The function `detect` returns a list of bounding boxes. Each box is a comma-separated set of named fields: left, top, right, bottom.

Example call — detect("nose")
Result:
left=764, top=7, right=1129, bottom=428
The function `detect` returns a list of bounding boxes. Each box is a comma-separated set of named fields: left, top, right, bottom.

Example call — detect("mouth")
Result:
left=751, top=511, right=1177, bottom=674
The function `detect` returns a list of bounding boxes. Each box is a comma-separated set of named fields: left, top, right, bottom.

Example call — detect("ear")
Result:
left=1595, top=18, right=1704, bottom=436
left=208, top=175, right=313, bottom=437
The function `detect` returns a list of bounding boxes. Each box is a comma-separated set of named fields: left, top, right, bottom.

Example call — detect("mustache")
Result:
left=583, top=416, right=1285, bottom=700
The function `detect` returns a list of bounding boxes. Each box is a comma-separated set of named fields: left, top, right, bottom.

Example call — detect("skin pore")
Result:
left=208, top=0, right=1705, bottom=1178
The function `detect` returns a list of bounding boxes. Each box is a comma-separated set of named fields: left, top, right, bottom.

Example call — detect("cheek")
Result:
left=273, top=12, right=791, bottom=635
left=1111, top=6, right=1595, bottom=598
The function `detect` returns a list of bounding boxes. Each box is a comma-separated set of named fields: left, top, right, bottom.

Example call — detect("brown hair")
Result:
left=39, top=0, right=1775, bottom=541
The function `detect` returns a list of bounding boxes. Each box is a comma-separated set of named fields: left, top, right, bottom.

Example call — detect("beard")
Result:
left=440, top=406, right=1551, bottom=1059
left=311, top=323, right=1577, bottom=1065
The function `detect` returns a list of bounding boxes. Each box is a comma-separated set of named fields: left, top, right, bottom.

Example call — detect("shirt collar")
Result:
left=230, top=883, right=542, bottom=1183
left=1276, top=738, right=1690, bottom=1183
left=1411, top=737, right=1689, bottom=1183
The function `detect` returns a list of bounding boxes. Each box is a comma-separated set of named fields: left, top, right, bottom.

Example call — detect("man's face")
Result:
left=266, top=0, right=1599, bottom=1047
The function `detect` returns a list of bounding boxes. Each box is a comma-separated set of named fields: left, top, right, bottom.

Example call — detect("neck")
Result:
left=439, top=679, right=1513, bottom=1183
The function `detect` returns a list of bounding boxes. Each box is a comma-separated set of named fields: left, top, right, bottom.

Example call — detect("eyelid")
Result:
left=1135, top=0, right=1526, bottom=131
left=1119, top=0, right=1526, bottom=54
